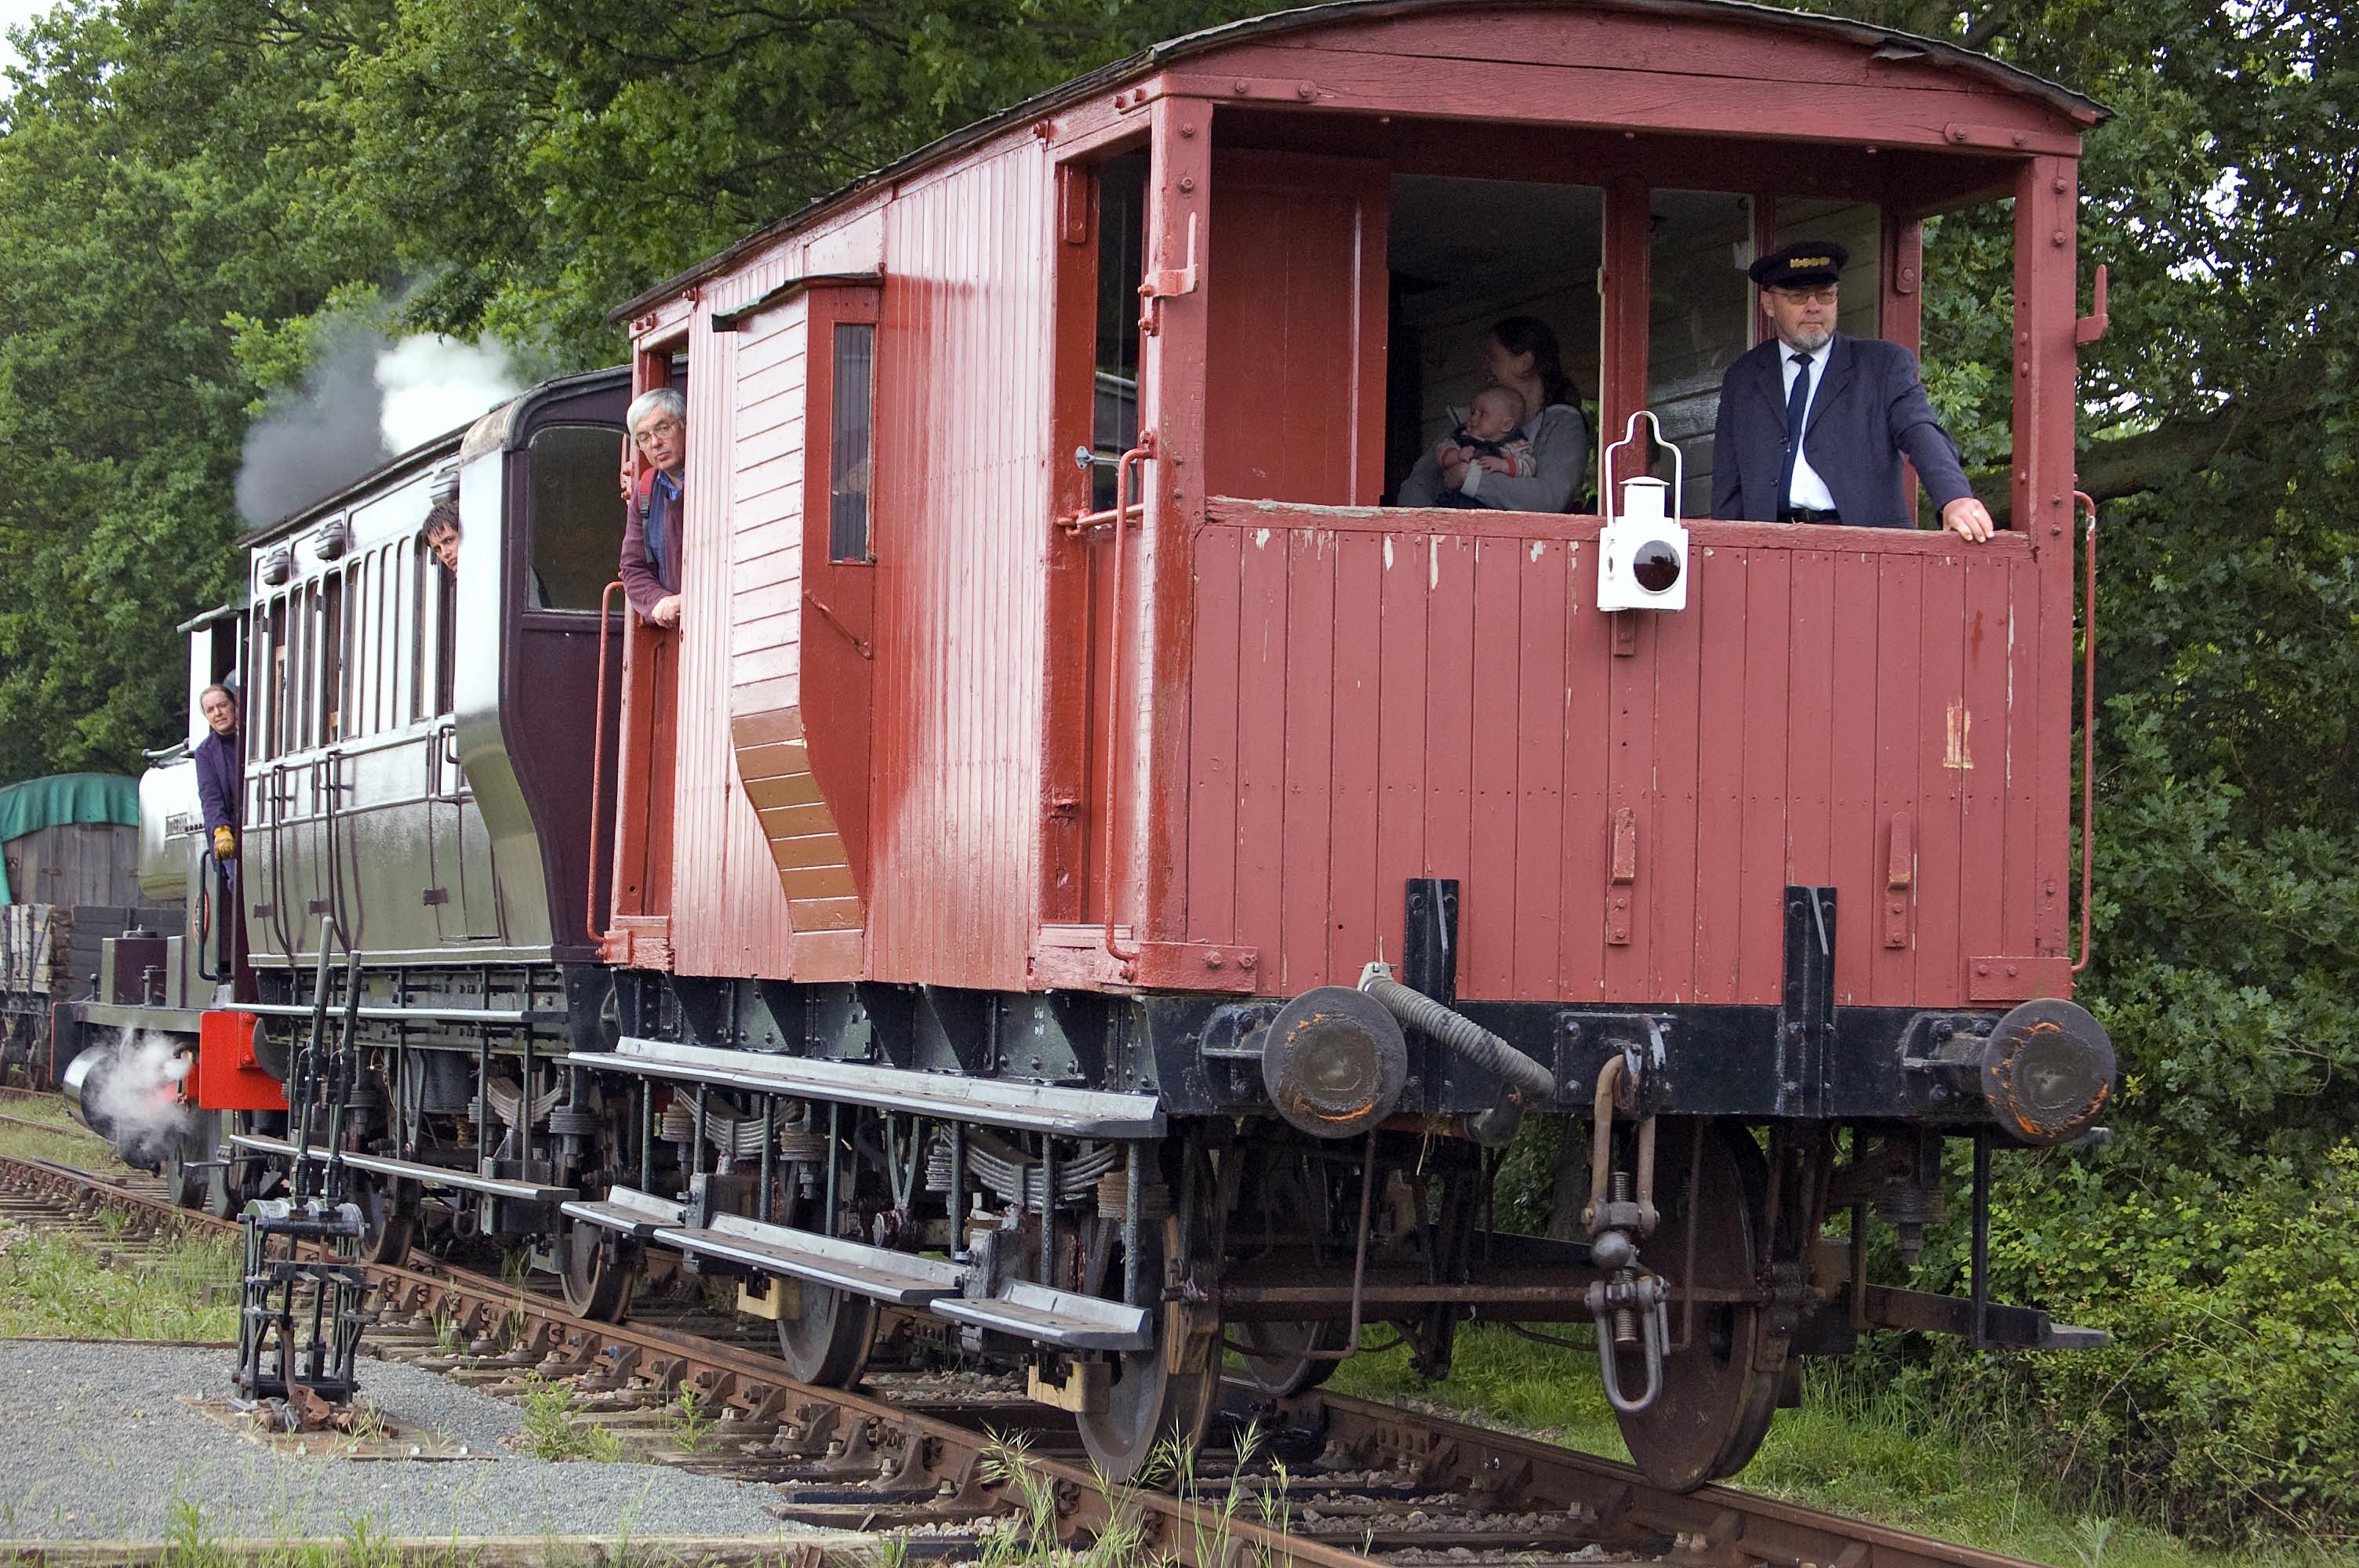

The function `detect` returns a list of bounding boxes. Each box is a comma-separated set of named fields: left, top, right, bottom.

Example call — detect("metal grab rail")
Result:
left=2070, top=492, right=2099, bottom=976
left=1098, top=433, right=1157, bottom=965
left=587, top=579, right=625, bottom=943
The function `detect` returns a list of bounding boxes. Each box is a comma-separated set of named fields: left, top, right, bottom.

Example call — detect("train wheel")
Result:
left=774, top=1282, right=875, bottom=1387
left=558, top=1219, right=636, bottom=1323
left=1236, top=1318, right=1339, bottom=1396
left=164, top=1113, right=216, bottom=1210
left=1232, top=1150, right=1339, bottom=1396
left=1613, top=1119, right=1784, bottom=1490
left=356, top=1177, right=417, bottom=1267
left=204, top=1115, right=256, bottom=1220
left=1077, top=1218, right=1219, bottom=1484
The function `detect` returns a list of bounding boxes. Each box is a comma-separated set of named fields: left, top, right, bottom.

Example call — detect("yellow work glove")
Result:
left=213, top=826, right=237, bottom=862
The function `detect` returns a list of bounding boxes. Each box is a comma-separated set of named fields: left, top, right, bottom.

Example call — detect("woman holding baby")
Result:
left=1396, top=316, right=1590, bottom=513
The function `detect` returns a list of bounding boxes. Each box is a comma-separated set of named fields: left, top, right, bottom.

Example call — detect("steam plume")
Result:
left=235, top=307, right=524, bottom=525
left=92, top=1029, right=195, bottom=1168
left=376, top=334, right=520, bottom=452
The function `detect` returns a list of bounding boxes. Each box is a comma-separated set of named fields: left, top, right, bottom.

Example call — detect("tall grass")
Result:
left=1328, top=1325, right=2359, bottom=1568
left=0, top=1225, right=240, bottom=1340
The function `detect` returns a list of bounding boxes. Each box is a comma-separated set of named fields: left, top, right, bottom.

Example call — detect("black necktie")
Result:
left=1779, top=351, right=1812, bottom=512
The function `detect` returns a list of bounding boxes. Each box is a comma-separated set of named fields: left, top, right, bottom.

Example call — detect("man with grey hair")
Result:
left=621, top=387, right=687, bottom=626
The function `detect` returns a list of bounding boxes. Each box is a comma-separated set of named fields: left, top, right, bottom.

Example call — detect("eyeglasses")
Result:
left=1772, top=285, right=1840, bottom=306
left=632, top=418, right=684, bottom=447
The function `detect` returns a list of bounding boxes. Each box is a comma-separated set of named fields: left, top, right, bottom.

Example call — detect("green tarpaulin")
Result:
left=0, top=773, right=141, bottom=905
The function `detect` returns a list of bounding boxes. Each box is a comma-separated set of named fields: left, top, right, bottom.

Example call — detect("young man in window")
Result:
left=423, top=502, right=462, bottom=570
left=621, top=388, right=686, bottom=627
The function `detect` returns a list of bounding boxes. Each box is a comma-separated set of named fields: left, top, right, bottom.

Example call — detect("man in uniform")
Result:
left=1711, top=242, right=1994, bottom=542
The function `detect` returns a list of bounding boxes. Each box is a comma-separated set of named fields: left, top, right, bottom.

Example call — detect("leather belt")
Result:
left=1777, top=506, right=1842, bottom=524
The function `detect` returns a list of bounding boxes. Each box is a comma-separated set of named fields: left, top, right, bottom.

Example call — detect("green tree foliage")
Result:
left=1844, top=0, right=2359, bottom=1536
left=0, top=0, right=393, bottom=776
left=333, top=0, right=1246, bottom=358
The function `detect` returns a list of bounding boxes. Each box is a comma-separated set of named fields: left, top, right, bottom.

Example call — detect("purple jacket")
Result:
left=620, top=469, right=683, bottom=619
left=194, top=730, right=240, bottom=835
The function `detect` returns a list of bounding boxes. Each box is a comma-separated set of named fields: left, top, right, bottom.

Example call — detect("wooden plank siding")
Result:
left=663, top=318, right=804, bottom=980
left=862, top=144, right=1053, bottom=990
left=1183, top=502, right=2066, bottom=1008
left=717, top=292, right=870, bottom=971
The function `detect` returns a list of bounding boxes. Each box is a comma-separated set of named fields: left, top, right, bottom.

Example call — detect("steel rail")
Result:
left=2, top=1148, right=2060, bottom=1568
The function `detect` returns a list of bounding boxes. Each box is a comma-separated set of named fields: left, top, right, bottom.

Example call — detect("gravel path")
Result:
left=0, top=1339, right=819, bottom=1545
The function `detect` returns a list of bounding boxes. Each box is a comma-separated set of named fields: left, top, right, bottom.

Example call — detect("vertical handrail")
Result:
left=290, top=914, right=343, bottom=1201
left=1100, top=433, right=1157, bottom=965
left=587, top=579, right=625, bottom=942
left=2071, top=492, right=2099, bottom=976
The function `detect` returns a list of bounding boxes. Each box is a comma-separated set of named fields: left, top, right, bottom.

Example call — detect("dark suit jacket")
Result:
left=620, top=468, right=684, bottom=619
left=1710, top=334, right=1972, bottom=527
left=194, top=730, right=240, bottom=835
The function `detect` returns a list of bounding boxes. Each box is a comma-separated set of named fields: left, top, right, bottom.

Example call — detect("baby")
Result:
left=1434, top=385, right=1535, bottom=507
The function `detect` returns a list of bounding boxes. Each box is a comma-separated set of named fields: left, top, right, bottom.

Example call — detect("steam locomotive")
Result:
left=46, top=0, right=2118, bottom=1489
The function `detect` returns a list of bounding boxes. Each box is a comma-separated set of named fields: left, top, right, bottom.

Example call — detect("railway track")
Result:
left=0, top=1137, right=2054, bottom=1568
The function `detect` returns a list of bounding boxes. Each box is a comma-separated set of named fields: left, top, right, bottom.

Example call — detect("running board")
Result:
left=227, top=1134, right=575, bottom=1204
left=566, top=1037, right=1164, bottom=1138
left=238, top=1000, right=567, bottom=1026
left=561, top=1185, right=687, bottom=1240
left=932, top=1282, right=1153, bottom=1352
left=653, top=1214, right=966, bottom=1308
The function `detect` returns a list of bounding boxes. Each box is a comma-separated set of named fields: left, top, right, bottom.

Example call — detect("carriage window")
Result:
left=528, top=423, right=627, bottom=611
left=259, top=595, right=288, bottom=761
left=1648, top=191, right=1755, bottom=517
left=829, top=325, right=875, bottom=562
left=347, top=554, right=370, bottom=739
left=413, top=544, right=454, bottom=720
left=319, top=568, right=346, bottom=742
left=1091, top=151, right=1147, bottom=511
left=295, top=581, right=318, bottom=753
left=371, top=546, right=394, bottom=734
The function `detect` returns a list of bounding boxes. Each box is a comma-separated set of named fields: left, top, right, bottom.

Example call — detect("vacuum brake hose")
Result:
left=1359, top=969, right=1557, bottom=1102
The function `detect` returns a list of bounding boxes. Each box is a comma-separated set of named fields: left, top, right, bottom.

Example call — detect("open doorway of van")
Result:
left=1385, top=176, right=1603, bottom=510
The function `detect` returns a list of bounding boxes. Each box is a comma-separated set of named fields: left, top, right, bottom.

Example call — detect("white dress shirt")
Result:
left=1780, top=343, right=1837, bottom=513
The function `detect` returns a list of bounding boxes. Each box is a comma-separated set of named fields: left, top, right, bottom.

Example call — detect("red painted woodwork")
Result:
left=612, top=0, right=2095, bottom=1014
left=1179, top=503, right=2069, bottom=1008
left=1203, top=151, right=1389, bottom=504
left=1599, top=176, right=1652, bottom=456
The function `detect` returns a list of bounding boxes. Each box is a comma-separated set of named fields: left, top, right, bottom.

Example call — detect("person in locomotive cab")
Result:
left=1397, top=317, right=1589, bottom=512
left=194, top=684, right=241, bottom=866
left=1711, top=242, right=1994, bottom=541
left=621, top=387, right=687, bottom=628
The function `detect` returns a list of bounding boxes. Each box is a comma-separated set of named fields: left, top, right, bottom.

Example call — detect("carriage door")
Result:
left=605, top=352, right=684, bottom=958
left=419, top=535, right=504, bottom=942
left=1046, top=148, right=1388, bottom=926
left=1045, top=150, right=1149, bottom=925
